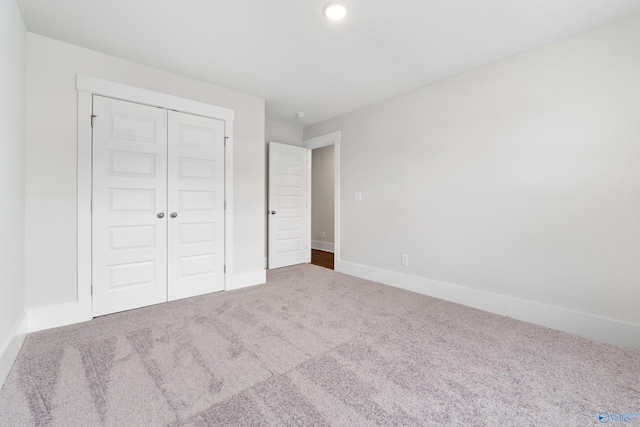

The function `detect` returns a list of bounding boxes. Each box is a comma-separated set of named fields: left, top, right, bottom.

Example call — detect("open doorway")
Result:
left=303, top=131, right=340, bottom=271
left=310, top=144, right=335, bottom=269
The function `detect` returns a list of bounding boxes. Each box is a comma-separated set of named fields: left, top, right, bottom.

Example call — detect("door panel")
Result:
left=167, top=111, right=225, bottom=301
left=92, top=96, right=168, bottom=316
left=268, top=142, right=311, bottom=269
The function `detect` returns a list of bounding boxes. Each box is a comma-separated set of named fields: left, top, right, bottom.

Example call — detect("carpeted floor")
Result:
left=1, top=264, right=639, bottom=426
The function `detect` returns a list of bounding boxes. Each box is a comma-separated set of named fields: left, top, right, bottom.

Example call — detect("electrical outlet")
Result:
left=321, top=231, right=326, bottom=239
left=353, top=192, right=362, bottom=202
left=401, top=254, right=409, bottom=266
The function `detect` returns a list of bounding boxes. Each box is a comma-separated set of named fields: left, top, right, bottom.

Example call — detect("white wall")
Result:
left=266, top=119, right=303, bottom=147
left=26, top=33, right=265, bottom=309
left=0, top=0, right=27, bottom=382
left=304, top=13, right=640, bottom=346
left=312, top=145, right=335, bottom=246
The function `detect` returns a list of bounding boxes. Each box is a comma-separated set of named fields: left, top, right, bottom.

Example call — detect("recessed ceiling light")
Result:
left=324, top=3, right=347, bottom=21
left=296, top=112, right=306, bottom=119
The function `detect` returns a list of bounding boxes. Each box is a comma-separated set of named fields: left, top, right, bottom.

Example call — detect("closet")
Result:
left=91, top=95, right=225, bottom=316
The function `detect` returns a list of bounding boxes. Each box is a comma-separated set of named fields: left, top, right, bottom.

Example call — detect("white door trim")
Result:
left=303, top=131, right=341, bottom=264
left=76, top=75, right=234, bottom=121
left=65, top=75, right=235, bottom=329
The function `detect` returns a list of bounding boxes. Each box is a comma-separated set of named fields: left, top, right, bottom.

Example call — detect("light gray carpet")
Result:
left=1, top=264, right=638, bottom=426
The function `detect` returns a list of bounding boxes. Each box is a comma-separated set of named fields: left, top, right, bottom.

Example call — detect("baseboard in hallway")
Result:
left=311, top=249, right=334, bottom=270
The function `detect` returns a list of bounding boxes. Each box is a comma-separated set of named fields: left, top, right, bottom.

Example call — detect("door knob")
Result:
left=170, top=212, right=178, bottom=218
left=157, top=213, right=165, bottom=218
left=271, top=210, right=276, bottom=215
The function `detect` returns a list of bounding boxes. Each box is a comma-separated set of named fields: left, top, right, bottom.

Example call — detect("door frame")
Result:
left=76, top=75, right=235, bottom=318
left=303, top=131, right=341, bottom=266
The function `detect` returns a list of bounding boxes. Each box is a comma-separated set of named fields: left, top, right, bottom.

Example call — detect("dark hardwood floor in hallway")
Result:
left=310, top=249, right=334, bottom=270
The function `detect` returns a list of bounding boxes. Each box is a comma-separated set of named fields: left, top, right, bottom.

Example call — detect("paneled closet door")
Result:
left=92, top=96, right=169, bottom=317
left=167, top=111, right=226, bottom=301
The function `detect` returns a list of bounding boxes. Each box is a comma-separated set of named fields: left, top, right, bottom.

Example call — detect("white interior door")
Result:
left=92, top=96, right=168, bottom=316
left=167, top=111, right=225, bottom=301
left=268, top=142, right=311, bottom=269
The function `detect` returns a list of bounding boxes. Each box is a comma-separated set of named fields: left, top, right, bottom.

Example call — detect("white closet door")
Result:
left=167, top=111, right=226, bottom=301
left=92, top=96, right=168, bottom=316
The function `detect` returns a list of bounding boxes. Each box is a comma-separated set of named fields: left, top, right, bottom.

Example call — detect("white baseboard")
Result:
left=28, top=301, right=92, bottom=333
left=311, top=240, right=335, bottom=253
left=336, top=260, right=640, bottom=350
left=0, top=312, right=28, bottom=388
left=25, top=270, right=267, bottom=334
left=226, top=269, right=266, bottom=291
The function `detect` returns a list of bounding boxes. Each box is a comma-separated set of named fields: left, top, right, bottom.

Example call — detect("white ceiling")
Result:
left=17, top=0, right=640, bottom=126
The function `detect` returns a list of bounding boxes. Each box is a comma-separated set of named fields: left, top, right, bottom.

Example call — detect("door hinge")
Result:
left=90, top=200, right=93, bottom=211
left=91, top=115, right=97, bottom=127
left=224, top=136, right=229, bottom=147
left=90, top=284, right=93, bottom=295
left=224, top=265, right=226, bottom=274
left=224, top=201, right=226, bottom=210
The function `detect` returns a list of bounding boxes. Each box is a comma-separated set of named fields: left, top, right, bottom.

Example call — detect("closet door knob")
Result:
left=170, top=212, right=178, bottom=218
left=157, top=213, right=165, bottom=218
left=271, top=210, right=276, bottom=215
